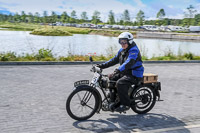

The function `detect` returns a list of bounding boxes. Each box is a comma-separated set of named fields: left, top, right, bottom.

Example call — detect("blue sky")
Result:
left=0, top=0, right=200, bottom=21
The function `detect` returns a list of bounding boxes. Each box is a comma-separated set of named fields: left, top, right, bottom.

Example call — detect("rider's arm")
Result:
left=99, top=49, right=122, bottom=69
left=118, top=47, right=139, bottom=72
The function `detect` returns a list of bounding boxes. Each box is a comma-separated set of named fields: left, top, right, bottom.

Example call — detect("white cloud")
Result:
left=133, top=0, right=146, bottom=8
left=168, top=5, right=174, bottom=9
left=0, top=0, right=199, bottom=21
left=0, top=0, right=140, bottom=21
left=166, top=13, right=184, bottom=19
left=196, top=3, right=200, bottom=14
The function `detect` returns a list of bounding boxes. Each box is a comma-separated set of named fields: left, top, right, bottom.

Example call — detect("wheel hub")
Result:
left=141, top=95, right=149, bottom=104
left=80, top=101, right=86, bottom=106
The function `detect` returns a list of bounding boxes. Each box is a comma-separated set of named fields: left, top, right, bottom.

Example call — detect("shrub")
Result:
left=184, top=52, right=193, bottom=60
left=0, top=52, right=17, bottom=61
left=35, top=48, right=55, bottom=61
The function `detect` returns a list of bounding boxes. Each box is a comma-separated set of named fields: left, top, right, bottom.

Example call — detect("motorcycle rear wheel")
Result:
left=130, top=85, right=156, bottom=114
left=66, top=87, right=99, bottom=121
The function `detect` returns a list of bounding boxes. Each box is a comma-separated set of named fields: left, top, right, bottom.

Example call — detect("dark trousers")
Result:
left=115, top=75, right=142, bottom=106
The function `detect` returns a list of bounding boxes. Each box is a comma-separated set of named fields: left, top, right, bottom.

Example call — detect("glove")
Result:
left=108, top=69, right=120, bottom=80
left=96, top=64, right=103, bottom=69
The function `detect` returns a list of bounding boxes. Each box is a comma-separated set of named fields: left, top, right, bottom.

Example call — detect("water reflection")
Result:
left=0, top=31, right=199, bottom=58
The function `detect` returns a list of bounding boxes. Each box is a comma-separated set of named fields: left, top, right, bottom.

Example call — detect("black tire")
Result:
left=130, top=85, right=156, bottom=114
left=66, top=87, right=99, bottom=121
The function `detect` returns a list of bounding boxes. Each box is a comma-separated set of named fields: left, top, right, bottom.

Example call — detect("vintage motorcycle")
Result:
left=66, top=57, right=161, bottom=121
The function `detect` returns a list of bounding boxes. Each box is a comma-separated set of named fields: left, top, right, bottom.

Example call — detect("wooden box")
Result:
left=143, top=73, right=158, bottom=83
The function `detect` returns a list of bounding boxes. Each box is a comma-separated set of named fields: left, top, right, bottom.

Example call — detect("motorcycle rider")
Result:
left=97, top=32, right=144, bottom=112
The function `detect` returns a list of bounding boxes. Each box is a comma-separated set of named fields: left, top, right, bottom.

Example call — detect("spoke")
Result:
left=142, top=90, right=145, bottom=95
left=138, top=91, right=142, bottom=97
left=84, top=104, right=94, bottom=110
left=135, top=101, right=142, bottom=104
left=76, top=92, right=82, bottom=102
left=134, top=96, right=141, bottom=101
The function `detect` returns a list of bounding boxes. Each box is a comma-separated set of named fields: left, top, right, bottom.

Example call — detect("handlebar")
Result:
left=90, top=66, right=102, bottom=73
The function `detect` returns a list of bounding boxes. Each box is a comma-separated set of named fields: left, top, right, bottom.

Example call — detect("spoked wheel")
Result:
left=130, top=85, right=156, bottom=114
left=66, top=87, right=99, bottom=121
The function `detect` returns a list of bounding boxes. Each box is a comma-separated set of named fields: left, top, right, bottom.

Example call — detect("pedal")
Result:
left=157, top=99, right=164, bottom=101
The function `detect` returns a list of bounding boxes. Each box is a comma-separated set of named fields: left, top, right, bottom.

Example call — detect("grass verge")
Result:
left=1, top=49, right=200, bottom=61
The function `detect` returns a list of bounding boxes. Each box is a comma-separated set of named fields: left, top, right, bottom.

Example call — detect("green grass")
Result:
left=149, top=52, right=200, bottom=61
left=30, top=27, right=73, bottom=36
left=1, top=49, right=200, bottom=61
left=90, top=29, right=137, bottom=37
left=59, top=26, right=92, bottom=34
left=0, top=22, right=137, bottom=37
left=0, top=22, right=42, bottom=31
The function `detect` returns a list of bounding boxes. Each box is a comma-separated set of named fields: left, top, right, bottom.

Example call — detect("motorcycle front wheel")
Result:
left=130, top=85, right=156, bottom=114
left=66, top=87, right=99, bottom=121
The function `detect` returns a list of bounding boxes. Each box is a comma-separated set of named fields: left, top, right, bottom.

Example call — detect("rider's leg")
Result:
left=115, top=75, right=136, bottom=110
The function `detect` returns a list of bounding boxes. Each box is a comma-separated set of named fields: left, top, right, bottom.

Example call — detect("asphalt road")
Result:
left=0, top=63, right=200, bottom=133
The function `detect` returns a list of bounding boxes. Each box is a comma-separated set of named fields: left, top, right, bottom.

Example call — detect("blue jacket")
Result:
left=100, top=42, right=144, bottom=78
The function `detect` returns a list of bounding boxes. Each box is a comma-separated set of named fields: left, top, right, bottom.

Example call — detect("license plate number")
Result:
left=74, top=80, right=89, bottom=87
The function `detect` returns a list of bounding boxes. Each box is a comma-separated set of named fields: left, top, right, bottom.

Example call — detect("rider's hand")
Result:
left=96, top=64, right=102, bottom=69
left=108, top=69, right=120, bottom=79
left=114, top=69, right=120, bottom=74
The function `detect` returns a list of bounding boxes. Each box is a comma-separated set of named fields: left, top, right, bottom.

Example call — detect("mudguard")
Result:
left=73, top=85, right=102, bottom=113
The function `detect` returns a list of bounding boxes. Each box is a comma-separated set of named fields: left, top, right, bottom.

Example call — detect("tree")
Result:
left=27, top=12, right=34, bottom=23
left=184, top=5, right=197, bottom=18
left=122, top=9, right=130, bottom=22
left=70, top=10, right=77, bottom=19
left=184, top=5, right=197, bottom=26
left=61, top=11, right=69, bottom=23
left=14, top=12, right=21, bottom=22
left=108, top=10, right=115, bottom=25
left=156, top=9, right=166, bottom=26
left=80, top=11, right=88, bottom=21
left=34, top=12, right=40, bottom=23
left=80, top=11, right=88, bottom=23
left=195, top=14, right=200, bottom=26
left=136, top=10, right=145, bottom=26
left=91, top=10, right=101, bottom=25
left=119, top=19, right=124, bottom=25
left=51, top=11, right=57, bottom=23
left=21, top=11, right=26, bottom=22
left=157, top=9, right=165, bottom=20
left=7, top=13, right=14, bottom=22
left=43, top=11, right=48, bottom=23
left=0, top=13, right=8, bottom=22
left=163, top=18, right=170, bottom=25
left=69, top=10, right=77, bottom=23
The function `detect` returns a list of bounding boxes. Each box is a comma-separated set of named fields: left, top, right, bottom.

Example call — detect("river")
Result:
left=0, top=30, right=199, bottom=58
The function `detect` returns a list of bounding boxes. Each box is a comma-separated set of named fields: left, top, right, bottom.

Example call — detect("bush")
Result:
left=0, top=52, right=17, bottom=61
left=184, top=52, right=193, bottom=60
left=35, top=48, right=55, bottom=61
left=0, top=49, right=200, bottom=61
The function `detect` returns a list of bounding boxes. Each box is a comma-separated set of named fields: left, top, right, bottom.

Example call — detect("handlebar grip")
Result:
left=95, top=66, right=102, bottom=73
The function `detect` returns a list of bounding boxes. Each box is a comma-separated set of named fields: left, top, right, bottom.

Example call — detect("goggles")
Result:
left=119, top=38, right=128, bottom=45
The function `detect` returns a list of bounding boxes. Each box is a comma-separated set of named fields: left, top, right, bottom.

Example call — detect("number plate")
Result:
left=74, top=80, right=89, bottom=87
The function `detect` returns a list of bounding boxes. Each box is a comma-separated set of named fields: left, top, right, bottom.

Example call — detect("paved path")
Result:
left=0, top=63, right=200, bottom=133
